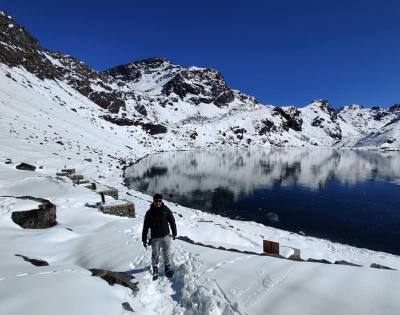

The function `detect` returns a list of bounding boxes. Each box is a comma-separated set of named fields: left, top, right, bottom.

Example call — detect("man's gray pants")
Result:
left=151, top=235, right=171, bottom=268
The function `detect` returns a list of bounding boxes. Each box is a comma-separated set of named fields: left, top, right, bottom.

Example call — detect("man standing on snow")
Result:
left=142, top=193, right=177, bottom=280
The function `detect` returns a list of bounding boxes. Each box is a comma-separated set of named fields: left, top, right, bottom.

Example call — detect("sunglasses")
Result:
left=154, top=200, right=162, bottom=203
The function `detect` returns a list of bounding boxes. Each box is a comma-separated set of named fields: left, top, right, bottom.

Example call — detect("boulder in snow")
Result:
left=15, top=162, right=36, bottom=171
left=89, top=268, right=139, bottom=295
left=15, top=254, right=49, bottom=266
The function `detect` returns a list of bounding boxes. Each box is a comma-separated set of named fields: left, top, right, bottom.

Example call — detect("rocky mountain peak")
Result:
left=164, top=66, right=235, bottom=107
left=0, top=11, right=58, bottom=80
left=0, top=11, right=40, bottom=52
left=348, top=104, right=363, bottom=110
left=104, top=57, right=180, bottom=84
left=389, top=104, right=400, bottom=113
left=311, top=99, right=337, bottom=121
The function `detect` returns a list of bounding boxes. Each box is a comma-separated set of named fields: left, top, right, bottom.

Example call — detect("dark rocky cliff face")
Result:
left=0, top=11, right=57, bottom=80
left=105, top=57, right=180, bottom=84
left=3, top=11, right=398, bottom=146
left=273, top=107, right=303, bottom=131
left=164, top=67, right=235, bottom=106
left=0, top=11, right=127, bottom=113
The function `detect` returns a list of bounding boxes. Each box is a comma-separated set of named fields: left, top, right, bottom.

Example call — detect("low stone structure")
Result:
left=98, top=187, right=119, bottom=200
left=80, top=182, right=97, bottom=190
left=11, top=196, right=57, bottom=229
left=100, top=200, right=135, bottom=217
left=288, top=247, right=302, bottom=261
left=70, top=174, right=84, bottom=182
left=61, top=168, right=75, bottom=175
left=56, top=171, right=69, bottom=177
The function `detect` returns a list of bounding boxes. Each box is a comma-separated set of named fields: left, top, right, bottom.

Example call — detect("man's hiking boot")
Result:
left=165, top=265, right=174, bottom=278
left=152, top=266, right=159, bottom=281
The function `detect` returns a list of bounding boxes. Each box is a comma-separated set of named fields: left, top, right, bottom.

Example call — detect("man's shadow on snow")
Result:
left=169, top=265, right=187, bottom=303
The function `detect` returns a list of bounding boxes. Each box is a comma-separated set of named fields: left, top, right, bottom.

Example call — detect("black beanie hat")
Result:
left=153, top=193, right=163, bottom=201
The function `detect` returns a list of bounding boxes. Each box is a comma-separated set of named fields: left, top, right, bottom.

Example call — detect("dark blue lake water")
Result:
left=126, top=149, right=400, bottom=255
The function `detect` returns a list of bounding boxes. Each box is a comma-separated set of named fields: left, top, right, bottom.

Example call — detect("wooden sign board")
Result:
left=263, top=240, right=279, bottom=255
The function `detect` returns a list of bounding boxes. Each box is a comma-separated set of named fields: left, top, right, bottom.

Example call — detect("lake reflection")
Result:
left=126, top=149, right=400, bottom=254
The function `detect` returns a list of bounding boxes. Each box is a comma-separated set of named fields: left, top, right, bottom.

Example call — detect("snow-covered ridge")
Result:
left=1, top=11, right=399, bottom=150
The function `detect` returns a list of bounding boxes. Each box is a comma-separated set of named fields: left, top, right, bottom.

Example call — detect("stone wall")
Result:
left=100, top=200, right=135, bottom=218
left=99, top=188, right=119, bottom=200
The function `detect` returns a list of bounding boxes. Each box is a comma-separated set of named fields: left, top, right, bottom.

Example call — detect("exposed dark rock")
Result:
left=370, top=263, right=396, bottom=270
left=16, top=162, right=36, bottom=171
left=135, top=104, right=147, bottom=116
left=306, top=258, right=332, bottom=264
left=89, top=91, right=126, bottom=113
left=273, top=107, right=303, bottom=131
left=215, top=90, right=235, bottom=106
left=10, top=196, right=57, bottom=229
left=334, top=260, right=361, bottom=267
left=327, top=127, right=342, bottom=140
left=0, top=12, right=57, bottom=80
left=15, top=254, right=49, bottom=266
left=313, top=99, right=338, bottom=121
left=89, top=268, right=139, bottom=295
left=232, top=127, right=247, bottom=134
left=389, top=104, right=400, bottom=113
left=372, top=109, right=390, bottom=121
left=190, top=131, right=198, bottom=139
left=141, top=123, right=167, bottom=135
left=164, top=67, right=234, bottom=107
left=311, top=116, right=325, bottom=127
left=122, top=302, right=134, bottom=312
left=101, top=115, right=135, bottom=126
left=5, top=158, right=12, bottom=164
left=258, top=119, right=277, bottom=135
left=105, top=57, right=178, bottom=83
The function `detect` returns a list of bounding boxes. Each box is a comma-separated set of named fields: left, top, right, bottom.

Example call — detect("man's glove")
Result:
left=143, top=241, right=148, bottom=249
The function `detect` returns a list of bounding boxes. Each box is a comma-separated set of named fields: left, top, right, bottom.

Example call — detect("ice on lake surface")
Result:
left=126, top=148, right=400, bottom=254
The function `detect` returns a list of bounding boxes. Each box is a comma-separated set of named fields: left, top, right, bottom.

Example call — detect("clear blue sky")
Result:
left=2, top=0, right=400, bottom=108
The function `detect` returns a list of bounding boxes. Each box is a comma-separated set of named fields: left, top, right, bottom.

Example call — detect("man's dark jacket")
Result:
left=142, top=203, right=177, bottom=242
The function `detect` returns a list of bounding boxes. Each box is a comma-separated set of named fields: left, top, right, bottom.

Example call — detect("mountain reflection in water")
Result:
left=126, top=149, right=400, bottom=254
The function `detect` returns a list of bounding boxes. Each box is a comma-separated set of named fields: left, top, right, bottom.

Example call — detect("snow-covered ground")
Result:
left=1, top=163, right=400, bottom=315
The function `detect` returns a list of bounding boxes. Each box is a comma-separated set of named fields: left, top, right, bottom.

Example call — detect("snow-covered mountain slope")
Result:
left=1, top=11, right=399, bottom=151
left=1, top=10, right=400, bottom=315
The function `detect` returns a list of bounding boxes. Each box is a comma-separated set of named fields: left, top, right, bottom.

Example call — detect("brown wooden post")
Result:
left=263, top=240, right=280, bottom=255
